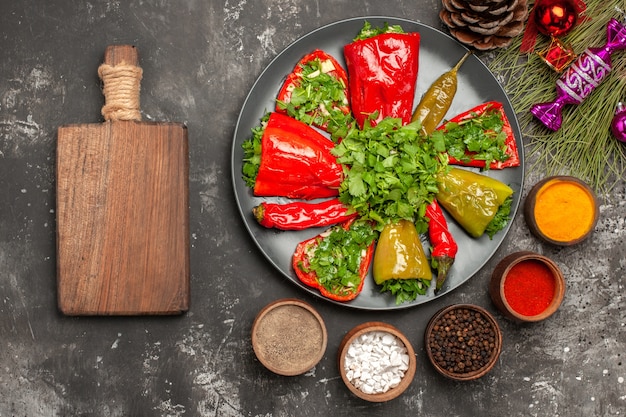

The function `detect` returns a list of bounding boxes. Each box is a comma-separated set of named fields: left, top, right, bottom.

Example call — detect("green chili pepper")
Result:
left=411, top=51, right=472, bottom=136
left=435, top=168, right=513, bottom=238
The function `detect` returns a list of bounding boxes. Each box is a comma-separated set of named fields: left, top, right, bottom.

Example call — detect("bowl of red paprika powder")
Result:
left=489, top=251, right=566, bottom=323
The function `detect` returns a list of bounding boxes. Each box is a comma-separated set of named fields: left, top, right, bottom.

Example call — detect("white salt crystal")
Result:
left=343, top=330, right=410, bottom=395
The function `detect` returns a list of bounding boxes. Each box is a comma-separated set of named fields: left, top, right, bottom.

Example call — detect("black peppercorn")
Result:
left=427, top=306, right=499, bottom=376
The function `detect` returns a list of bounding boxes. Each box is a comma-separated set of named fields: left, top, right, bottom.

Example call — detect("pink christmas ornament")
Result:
left=531, top=18, right=626, bottom=131
left=611, top=102, right=626, bottom=143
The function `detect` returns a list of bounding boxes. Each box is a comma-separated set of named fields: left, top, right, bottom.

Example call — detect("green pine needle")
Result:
left=487, top=0, right=626, bottom=195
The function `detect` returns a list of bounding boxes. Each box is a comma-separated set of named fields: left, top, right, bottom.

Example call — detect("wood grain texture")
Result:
left=56, top=121, right=189, bottom=315
left=104, top=44, right=139, bottom=66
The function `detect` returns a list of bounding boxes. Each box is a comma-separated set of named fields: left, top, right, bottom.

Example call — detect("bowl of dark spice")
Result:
left=524, top=176, right=599, bottom=246
left=489, top=251, right=566, bottom=323
left=338, top=321, right=416, bottom=402
left=425, top=304, right=502, bottom=381
left=251, top=298, right=327, bottom=376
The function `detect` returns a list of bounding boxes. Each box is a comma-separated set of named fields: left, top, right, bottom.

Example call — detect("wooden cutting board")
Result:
left=56, top=45, right=189, bottom=315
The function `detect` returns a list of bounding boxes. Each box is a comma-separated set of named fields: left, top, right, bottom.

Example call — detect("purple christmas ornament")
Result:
left=531, top=18, right=626, bottom=131
left=611, top=102, right=626, bottom=142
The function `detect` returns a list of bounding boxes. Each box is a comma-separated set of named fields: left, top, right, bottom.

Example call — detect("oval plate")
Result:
left=231, top=16, right=524, bottom=310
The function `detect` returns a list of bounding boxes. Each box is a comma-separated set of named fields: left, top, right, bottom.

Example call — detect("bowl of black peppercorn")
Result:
left=424, top=304, right=502, bottom=381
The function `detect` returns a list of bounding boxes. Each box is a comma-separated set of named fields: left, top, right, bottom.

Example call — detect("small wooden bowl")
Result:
left=251, top=298, right=327, bottom=376
left=489, top=251, right=566, bottom=323
left=338, top=322, right=416, bottom=402
left=524, top=176, right=599, bottom=246
left=424, top=304, right=502, bottom=381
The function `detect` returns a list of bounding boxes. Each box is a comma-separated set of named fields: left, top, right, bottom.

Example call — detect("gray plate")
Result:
left=231, top=16, right=524, bottom=310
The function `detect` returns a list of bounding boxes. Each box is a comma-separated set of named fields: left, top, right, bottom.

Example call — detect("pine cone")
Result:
left=440, top=0, right=529, bottom=50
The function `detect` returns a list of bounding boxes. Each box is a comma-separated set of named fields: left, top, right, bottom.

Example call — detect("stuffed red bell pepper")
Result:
left=433, top=101, right=520, bottom=170
left=344, top=22, right=420, bottom=128
left=253, top=198, right=358, bottom=230
left=242, top=112, right=343, bottom=200
left=292, top=218, right=377, bottom=302
left=275, top=49, right=352, bottom=139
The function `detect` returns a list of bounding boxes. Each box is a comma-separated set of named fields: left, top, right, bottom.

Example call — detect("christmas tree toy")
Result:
left=530, top=18, right=626, bottom=131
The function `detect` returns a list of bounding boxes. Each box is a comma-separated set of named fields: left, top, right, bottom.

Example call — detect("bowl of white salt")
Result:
left=338, top=321, right=416, bottom=402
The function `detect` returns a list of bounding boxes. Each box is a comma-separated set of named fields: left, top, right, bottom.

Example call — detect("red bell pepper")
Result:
left=253, top=112, right=344, bottom=200
left=437, top=101, right=520, bottom=170
left=253, top=198, right=358, bottom=230
left=292, top=219, right=377, bottom=302
left=344, top=31, right=420, bottom=128
left=275, top=49, right=351, bottom=133
left=425, top=199, right=458, bottom=294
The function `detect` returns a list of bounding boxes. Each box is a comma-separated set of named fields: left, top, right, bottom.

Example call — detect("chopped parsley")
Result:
left=241, top=114, right=268, bottom=188
left=431, top=108, right=511, bottom=170
left=485, top=195, right=513, bottom=239
left=380, top=278, right=431, bottom=305
left=299, top=221, right=378, bottom=296
left=353, top=21, right=405, bottom=41
left=276, top=57, right=354, bottom=142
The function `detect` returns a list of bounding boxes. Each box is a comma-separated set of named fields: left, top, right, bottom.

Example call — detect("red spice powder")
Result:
left=503, top=260, right=556, bottom=317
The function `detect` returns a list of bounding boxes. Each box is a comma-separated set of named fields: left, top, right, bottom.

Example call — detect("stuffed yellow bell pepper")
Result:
left=435, top=168, right=513, bottom=238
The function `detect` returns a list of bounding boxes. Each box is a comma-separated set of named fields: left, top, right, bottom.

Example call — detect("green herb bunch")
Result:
left=331, top=117, right=449, bottom=232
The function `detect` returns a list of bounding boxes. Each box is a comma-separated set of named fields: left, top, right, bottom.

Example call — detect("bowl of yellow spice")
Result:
left=524, top=176, right=599, bottom=246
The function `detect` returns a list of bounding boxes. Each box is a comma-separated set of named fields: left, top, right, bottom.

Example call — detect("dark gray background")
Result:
left=1, top=1, right=624, bottom=416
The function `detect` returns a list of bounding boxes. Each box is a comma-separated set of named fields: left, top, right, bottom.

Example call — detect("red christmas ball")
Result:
left=534, top=0, right=578, bottom=37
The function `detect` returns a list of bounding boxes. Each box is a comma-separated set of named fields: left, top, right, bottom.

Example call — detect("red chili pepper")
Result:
left=292, top=219, right=376, bottom=302
left=275, top=49, right=350, bottom=131
left=253, top=198, right=358, bottom=230
left=425, top=199, right=458, bottom=294
left=344, top=32, right=420, bottom=128
left=439, top=101, right=520, bottom=170
left=253, top=112, right=343, bottom=199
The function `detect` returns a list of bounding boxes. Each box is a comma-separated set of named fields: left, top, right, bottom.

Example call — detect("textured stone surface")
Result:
left=1, top=1, right=624, bottom=416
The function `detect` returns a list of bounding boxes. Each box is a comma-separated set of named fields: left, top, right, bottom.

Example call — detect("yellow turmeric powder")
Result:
left=533, top=179, right=596, bottom=242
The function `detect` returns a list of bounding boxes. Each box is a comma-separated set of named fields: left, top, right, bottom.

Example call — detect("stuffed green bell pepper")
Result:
left=373, top=219, right=432, bottom=304
left=435, top=168, right=513, bottom=239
